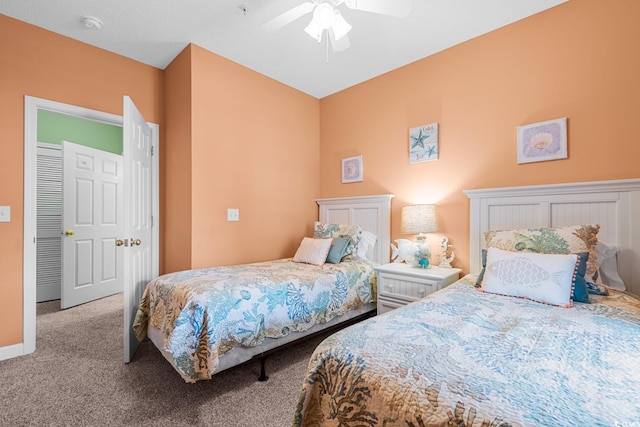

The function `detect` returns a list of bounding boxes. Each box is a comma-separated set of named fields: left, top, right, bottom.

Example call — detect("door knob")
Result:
left=64, top=230, right=74, bottom=236
left=131, top=239, right=142, bottom=246
left=116, top=239, right=125, bottom=247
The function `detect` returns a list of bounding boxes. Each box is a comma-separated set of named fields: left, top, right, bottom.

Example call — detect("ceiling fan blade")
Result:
left=329, top=30, right=350, bottom=52
left=261, top=1, right=316, bottom=32
left=343, top=0, right=411, bottom=17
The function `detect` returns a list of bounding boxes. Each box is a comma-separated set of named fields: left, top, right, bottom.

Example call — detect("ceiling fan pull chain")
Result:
left=326, top=33, right=329, bottom=64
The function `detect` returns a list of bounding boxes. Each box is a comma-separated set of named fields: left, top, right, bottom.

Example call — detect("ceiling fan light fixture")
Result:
left=304, top=19, right=323, bottom=42
left=332, top=11, right=352, bottom=41
left=313, top=2, right=336, bottom=29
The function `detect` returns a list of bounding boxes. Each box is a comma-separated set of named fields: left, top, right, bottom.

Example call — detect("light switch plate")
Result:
left=227, top=208, right=239, bottom=222
left=0, top=206, right=10, bottom=222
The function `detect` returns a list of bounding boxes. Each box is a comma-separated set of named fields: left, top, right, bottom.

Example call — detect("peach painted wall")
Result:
left=0, top=15, right=163, bottom=347
left=163, top=47, right=193, bottom=274
left=319, top=0, right=640, bottom=274
left=188, top=45, right=320, bottom=268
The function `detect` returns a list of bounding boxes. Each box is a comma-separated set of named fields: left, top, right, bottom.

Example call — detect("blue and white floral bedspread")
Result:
left=133, top=259, right=376, bottom=382
left=294, top=275, right=640, bottom=426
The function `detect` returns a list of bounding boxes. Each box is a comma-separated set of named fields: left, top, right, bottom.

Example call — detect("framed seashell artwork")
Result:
left=341, top=155, right=363, bottom=183
left=517, top=117, right=567, bottom=164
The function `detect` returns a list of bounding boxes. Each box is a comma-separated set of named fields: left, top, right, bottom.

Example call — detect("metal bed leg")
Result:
left=258, top=356, right=269, bottom=382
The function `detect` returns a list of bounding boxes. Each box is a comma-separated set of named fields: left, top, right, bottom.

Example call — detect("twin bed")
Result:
left=294, top=179, right=640, bottom=426
left=132, top=194, right=393, bottom=382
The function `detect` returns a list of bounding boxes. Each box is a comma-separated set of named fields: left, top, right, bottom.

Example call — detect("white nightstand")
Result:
left=375, top=263, right=461, bottom=314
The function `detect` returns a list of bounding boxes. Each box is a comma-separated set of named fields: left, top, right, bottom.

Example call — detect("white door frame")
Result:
left=7, top=95, right=159, bottom=360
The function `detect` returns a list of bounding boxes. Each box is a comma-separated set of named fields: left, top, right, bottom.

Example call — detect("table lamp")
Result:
left=401, top=204, right=438, bottom=267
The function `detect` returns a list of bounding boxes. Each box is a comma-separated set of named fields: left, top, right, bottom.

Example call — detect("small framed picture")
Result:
left=341, top=155, right=363, bottom=184
left=517, top=117, right=567, bottom=164
left=409, top=123, right=439, bottom=164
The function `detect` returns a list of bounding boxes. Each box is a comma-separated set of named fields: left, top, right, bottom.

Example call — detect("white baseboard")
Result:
left=0, top=343, right=25, bottom=361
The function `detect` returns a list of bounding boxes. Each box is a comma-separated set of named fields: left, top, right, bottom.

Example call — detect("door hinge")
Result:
left=151, top=215, right=154, bottom=227
left=151, top=146, right=154, bottom=156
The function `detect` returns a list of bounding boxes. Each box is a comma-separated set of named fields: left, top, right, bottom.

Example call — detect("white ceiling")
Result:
left=1, top=0, right=567, bottom=98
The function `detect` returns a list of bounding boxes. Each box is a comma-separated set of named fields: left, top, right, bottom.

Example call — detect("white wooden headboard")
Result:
left=464, top=179, right=640, bottom=296
left=316, top=194, right=394, bottom=265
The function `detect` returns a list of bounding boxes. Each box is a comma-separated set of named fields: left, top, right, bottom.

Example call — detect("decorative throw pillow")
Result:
left=325, top=237, right=351, bottom=264
left=476, top=248, right=590, bottom=304
left=293, top=237, right=332, bottom=266
left=475, top=249, right=488, bottom=288
left=482, top=247, right=578, bottom=307
left=572, top=252, right=590, bottom=304
left=355, top=230, right=377, bottom=260
left=593, top=241, right=625, bottom=291
left=313, top=222, right=363, bottom=260
left=485, top=224, right=600, bottom=282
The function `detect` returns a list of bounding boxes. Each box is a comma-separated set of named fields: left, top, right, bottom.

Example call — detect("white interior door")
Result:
left=61, top=141, right=123, bottom=309
left=123, top=96, right=154, bottom=363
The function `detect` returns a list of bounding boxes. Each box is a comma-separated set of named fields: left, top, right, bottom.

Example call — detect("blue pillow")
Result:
left=325, top=237, right=351, bottom=264
left=572, top=252, right=590, bottom=304
left=476, top=248, right=590, bottom=303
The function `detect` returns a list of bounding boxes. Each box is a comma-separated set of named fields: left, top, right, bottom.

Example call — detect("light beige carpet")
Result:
left=0, top=293, right=327, bottom=427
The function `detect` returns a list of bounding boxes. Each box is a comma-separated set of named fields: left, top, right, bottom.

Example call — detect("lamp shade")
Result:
left=401, top=204, right=438, bottom=234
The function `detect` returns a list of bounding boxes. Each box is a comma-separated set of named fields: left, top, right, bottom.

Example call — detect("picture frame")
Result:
left=517, top=117, right=567, bottom=164
left=341, top=155, right=363, bottom=184
left=409, top=123, right=439, bottom=164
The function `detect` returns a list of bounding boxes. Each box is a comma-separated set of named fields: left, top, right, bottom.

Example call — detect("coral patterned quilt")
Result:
left=294, top=275, right=640, bottom=426
left=133, top=259, right=376, bottom=382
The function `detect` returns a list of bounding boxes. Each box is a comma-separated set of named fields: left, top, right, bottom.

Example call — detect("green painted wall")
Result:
left=37, top=110, right=123, bottom=155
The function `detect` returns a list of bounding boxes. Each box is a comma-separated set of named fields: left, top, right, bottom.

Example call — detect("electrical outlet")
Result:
left=227, top=208, right=239, bottom=222
left=0, top=206, right=10, bottom=222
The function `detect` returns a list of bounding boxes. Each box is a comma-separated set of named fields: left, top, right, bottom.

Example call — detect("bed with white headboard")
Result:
left=294, top=182, right=640, bottom=426
left=465, top=178, right=640, bottom=296
left=133, top=194, right=393, bottom=383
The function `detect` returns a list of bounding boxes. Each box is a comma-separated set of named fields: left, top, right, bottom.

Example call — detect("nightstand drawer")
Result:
left=378, top=273, right=437, bottom=301
left=374, top=264, right=461, bottom=314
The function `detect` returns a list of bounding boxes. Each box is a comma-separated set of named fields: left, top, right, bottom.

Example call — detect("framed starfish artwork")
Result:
left=409, top=123, right=438, bottom=164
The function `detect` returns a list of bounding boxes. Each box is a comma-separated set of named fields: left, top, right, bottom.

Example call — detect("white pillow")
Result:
left=293, top=237, right=332, bottom=266
left=594, top=242, right=625, bottom=290
left=482, top=247, right=577, bottom=307
left=355, top=230, right=377, bottom=260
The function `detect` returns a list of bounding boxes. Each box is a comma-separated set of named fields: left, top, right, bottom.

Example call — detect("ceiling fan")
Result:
left=261, top=0, right=412, bottom=52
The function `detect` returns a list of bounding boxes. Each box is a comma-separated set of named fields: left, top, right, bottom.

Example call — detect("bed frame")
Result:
left=191, top=194, right=394, bottom=380
left=464, top=178, right=640, bottom=296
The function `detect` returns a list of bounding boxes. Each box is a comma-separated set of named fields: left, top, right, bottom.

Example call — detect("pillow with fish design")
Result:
left=484, top=224, right=599, bottom=284
left=481, top=247, right=578, bottom=307
left=476, top=248, right=590, bottom=304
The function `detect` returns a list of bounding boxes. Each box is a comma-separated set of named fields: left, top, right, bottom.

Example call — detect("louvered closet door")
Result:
left=36, top=144, right=63, bottom=302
